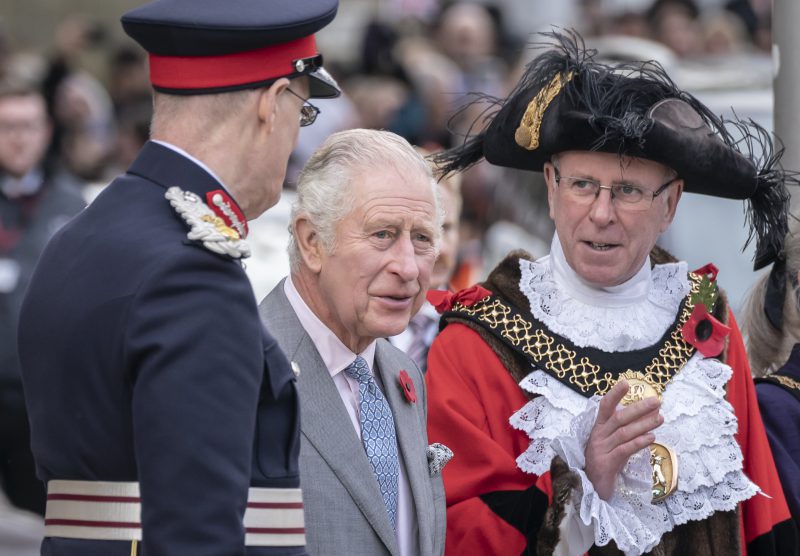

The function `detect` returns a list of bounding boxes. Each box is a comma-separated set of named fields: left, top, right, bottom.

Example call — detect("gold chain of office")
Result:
left=449, top=272, right=703, bottom=396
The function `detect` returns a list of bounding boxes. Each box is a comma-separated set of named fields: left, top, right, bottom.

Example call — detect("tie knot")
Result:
left=344, top=356, right=371, bottom=384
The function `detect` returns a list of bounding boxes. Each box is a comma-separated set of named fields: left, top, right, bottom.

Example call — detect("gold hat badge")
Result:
left=515, top=71, right=573, bottom=151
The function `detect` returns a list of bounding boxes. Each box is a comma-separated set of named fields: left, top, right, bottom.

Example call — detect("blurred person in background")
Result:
left=0, top=79, right=85, bottom=519
left=434, top=1, right=508, bottom=99
left=107, top=44, right=151, bottom=113
left=391, top=152, right=462, bottom=373
left=742, top=220, right=800, bottom=531
left=41, top=16, right=108, bottom=168
left=646, top=0, right=704, bottom=58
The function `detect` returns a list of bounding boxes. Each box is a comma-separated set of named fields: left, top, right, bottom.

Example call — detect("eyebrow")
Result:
left=563, top=172, right=649, bottom=189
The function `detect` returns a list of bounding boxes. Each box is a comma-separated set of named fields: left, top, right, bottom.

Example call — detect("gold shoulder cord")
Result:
left=131, top=540, right=138, bottom=555
left=772, top=374, right=800, bottom=390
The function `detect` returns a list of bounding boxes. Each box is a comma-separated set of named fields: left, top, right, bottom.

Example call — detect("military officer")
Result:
left=17, top=1, right=340, bottom=554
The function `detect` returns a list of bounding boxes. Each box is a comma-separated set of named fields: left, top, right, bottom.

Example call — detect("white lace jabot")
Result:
left=509, top=246, right=759, bottom=556
left=522, top=234, right=689, bottom=352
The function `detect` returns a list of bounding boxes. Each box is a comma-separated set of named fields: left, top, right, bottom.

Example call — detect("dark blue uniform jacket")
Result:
left=18, top=141, right=302, bottom=556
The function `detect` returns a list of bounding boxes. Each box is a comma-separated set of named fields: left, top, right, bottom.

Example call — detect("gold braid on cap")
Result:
left=514, top=71, right=573, bottom=150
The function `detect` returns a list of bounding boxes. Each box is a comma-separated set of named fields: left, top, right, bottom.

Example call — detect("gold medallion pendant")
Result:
left=618, top=370, right=662, bottom=405
left=650, top=442, right=678, bottom=502
left=615, top=371, right=678, bottom=502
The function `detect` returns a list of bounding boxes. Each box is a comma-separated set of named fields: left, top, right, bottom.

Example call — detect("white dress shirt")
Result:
left=284, top=276, right=420, bottom=556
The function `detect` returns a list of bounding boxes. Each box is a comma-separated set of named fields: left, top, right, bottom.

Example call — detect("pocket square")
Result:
left=426, top=443, right=453, bottom=477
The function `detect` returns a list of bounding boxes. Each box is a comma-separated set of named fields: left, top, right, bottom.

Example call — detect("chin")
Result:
left=574, top=266, right=622, bottom=288
left=375, top=316, right=411, bottom=338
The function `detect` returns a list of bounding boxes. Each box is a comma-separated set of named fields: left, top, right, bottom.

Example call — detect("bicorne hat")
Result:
left=437, top=30, right=795, bottom=269
left=121, top=0, right=340, bottom=98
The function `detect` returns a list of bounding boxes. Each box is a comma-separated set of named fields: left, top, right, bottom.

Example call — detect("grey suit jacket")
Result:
left=259, top=280, right=446, bottom=556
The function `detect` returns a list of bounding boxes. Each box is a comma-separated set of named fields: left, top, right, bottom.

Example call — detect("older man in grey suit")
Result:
left=259, top=129, right=447, bottom=556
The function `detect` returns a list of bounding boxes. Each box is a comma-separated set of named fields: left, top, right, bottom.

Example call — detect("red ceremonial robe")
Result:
left=426, top=256, right=796, bottom=555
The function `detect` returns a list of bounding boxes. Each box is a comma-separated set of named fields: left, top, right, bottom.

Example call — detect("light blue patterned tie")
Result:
left=344, top=356, right=400, bottom=529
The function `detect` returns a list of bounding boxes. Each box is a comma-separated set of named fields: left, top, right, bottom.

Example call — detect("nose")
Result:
left=388, top=234, right=421, bottom=282
left=588, top=186, right=616, bottom=226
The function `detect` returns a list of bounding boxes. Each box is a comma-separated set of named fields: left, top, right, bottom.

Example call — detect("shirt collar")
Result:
left=550, top=231, right=651, bottom=308
left=152, top=140, right=231, bottom=195
left=284, top=275, right=377, bottom=378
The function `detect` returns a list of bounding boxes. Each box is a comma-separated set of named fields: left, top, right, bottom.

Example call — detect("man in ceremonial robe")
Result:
left=426, top=31, right=798, bottom=555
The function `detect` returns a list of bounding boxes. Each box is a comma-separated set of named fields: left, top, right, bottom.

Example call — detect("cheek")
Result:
left=420, top=252, right=437, bottom=278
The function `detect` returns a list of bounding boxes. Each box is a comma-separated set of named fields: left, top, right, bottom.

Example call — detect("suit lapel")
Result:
left=375, top=342, right=434, bottom=556
left=260, top=285, right=400, bottom=554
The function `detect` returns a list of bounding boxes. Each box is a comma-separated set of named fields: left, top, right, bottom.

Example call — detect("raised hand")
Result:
left=584, top=380, right=663, bottom=500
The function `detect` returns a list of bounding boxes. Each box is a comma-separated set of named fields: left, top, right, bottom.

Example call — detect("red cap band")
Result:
left=149, top=35, right=318, bottom=90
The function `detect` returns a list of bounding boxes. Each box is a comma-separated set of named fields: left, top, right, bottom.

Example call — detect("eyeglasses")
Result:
left=285, top=88, right=320, bottom=127
left=554, top=169, right=677, bottom=212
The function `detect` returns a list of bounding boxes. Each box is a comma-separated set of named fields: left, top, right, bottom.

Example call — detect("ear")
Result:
left=294, top=216, right=324, bottom=273
left=543, top=161, right=557, bottom=221
left=257, top=78, right=291, bottom=134
left=659, top=179, right=683, bottom=233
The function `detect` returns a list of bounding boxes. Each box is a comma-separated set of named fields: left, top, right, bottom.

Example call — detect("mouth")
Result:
left=583, top=241, right=619, bottom=251
left=376, top=293, right=415, bottom=303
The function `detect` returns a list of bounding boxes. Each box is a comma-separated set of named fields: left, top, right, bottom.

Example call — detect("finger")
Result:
left=607, top=408, right=663, bottom=448
left=608, top=431, right=657, bottom=464
left=596, top=380, right=629, bottom=424
left=612, top=396, right=661, bottom=428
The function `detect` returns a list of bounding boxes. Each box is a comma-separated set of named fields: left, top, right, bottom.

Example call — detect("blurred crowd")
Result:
left=0, top=0, right=776, bottom=290
left=0, top=0, right=777, bottom=543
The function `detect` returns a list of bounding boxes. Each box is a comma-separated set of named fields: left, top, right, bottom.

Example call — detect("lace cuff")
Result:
left=510, top=359, right=759, bottom=555
left=549, top=401, right=666, bottom=555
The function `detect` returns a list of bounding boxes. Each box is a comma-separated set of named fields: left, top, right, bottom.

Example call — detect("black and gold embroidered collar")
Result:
left=441, top=271, right=704, bottom=399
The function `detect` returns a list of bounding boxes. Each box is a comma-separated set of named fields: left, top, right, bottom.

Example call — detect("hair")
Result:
left=150, top=88, right=258, bottom=138
left=0, top=79, right=43, bottom=102
left=288, top=128, right=441, bottom=272
left=742, top=217, right=800, bottom=376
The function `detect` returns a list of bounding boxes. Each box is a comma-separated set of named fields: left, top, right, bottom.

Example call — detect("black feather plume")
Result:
left=721, top=116, right=796, bottom=269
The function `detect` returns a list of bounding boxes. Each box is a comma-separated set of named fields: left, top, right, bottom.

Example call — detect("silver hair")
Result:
left=288, top=128, right=441, bottom=272
left=742, top=218, right=800, bottom=376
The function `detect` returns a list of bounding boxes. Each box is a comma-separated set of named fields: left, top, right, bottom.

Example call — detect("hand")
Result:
left=584, top=380, right=663, bottom=500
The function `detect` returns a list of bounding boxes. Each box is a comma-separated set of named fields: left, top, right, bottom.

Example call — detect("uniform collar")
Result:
left=127, top=141, right=245, bottom=221
left=151, top=140, right=230, bottom=194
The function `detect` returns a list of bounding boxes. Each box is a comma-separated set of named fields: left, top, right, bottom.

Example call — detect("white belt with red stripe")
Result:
left=44, top=480, right=305, bottom=546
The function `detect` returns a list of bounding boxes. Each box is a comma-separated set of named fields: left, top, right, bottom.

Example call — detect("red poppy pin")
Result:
left=681, top=263, right=730, bottom=357
left=426, top=285, right=492, bottom=314
left=681, top=301, right=731, bottom=358
left=398, top=370, right=417, bottom=404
